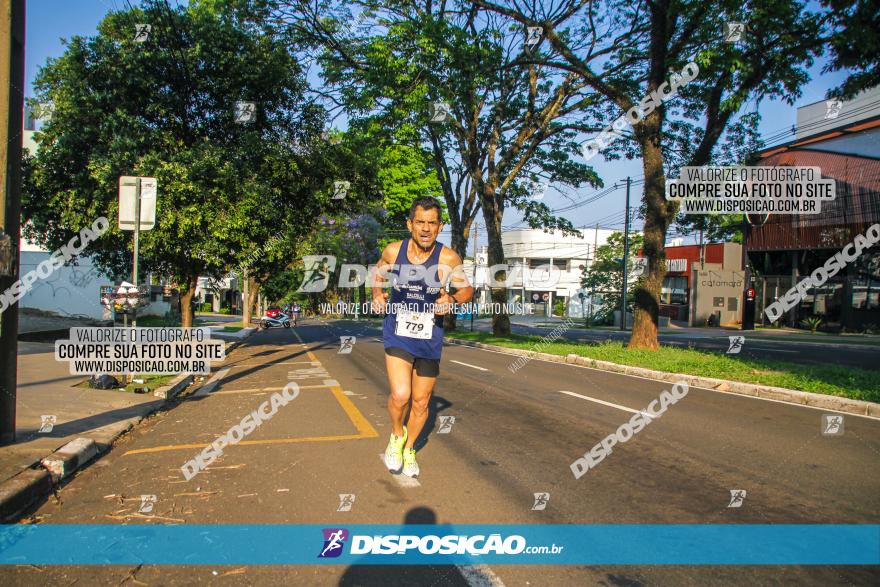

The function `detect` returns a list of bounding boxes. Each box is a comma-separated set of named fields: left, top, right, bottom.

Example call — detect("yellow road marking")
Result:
left=124, top=331, right=377, bottom=456
left=124, top=433, right=371, bottom=455
left=228, top=361, right=318, bottom=367
left=211, top=383, right=336, bottom=395
left=329, top=383, right=378, bottom=439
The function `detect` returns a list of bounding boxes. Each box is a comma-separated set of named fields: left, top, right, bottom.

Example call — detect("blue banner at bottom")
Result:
left=0, top=525, right=877, bottom=565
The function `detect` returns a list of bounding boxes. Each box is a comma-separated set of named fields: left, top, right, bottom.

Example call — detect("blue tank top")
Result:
left=382, top=238, right=445, bottom=359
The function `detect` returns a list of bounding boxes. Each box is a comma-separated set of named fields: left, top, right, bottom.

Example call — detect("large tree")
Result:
left=23, top=0, right=328, bottom=327
left=270, top=0, right=600, bottom=335
left=476, top=0, right=838, bottom=348
left=581, top=230, right=644, bottom=324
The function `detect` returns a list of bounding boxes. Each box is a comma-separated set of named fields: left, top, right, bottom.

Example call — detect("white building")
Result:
left=462, top=228, right=619, bottom=317
left=195, top=274, right=241, bottom=312
left=502, top=228, right=616, bottom=316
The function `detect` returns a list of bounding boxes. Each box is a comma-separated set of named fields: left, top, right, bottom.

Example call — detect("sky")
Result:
left=24, top=0, right=852, bottom=252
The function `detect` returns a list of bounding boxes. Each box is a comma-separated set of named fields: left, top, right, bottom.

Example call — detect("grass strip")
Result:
left=445, top=331, right=880, bottom=404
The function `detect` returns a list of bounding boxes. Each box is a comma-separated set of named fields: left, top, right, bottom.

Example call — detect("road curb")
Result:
left=213, top=326, right=256, bottom=354
left=0, top=325, right=257, bottom=521
left=0, top=359, right=222, bottom=521
left=40, top=438, right=99, bottom=482
left=0, top=468, right=52, bottom=522
left=446, top=338, right=880, bottom=418
left=153, top=372, right=194, bottom=400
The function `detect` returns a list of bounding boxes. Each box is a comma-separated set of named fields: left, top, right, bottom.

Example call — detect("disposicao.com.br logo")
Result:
left=319, top=529, right=563, bottom=557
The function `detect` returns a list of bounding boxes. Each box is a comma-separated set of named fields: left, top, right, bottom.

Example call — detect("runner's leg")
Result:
left=404, top=369, right=436, bottom=449
left=385, top=352, right=414, bottom=437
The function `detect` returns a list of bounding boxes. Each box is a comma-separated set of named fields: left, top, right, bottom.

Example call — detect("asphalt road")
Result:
left=471, top=320, right=880, bottom=371
left=3, top=319, right=878, bottom=586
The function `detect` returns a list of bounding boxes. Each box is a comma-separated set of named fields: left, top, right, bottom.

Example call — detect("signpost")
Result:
left=578, top=290, right=588, bottom=328
left=118, top=177, right=157, bottom=327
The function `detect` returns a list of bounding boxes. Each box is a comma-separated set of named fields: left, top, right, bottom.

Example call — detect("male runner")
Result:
left=372, top=196, right=473, bottom=477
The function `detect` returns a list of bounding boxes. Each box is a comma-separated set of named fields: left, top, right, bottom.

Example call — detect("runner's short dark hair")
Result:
left=409, top=196, right=443, bottom=220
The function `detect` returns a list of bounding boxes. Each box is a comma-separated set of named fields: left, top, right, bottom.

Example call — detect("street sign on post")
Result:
left=119, top=177, right=157, bottom=328
left=118, top=176, right=157, bottom=231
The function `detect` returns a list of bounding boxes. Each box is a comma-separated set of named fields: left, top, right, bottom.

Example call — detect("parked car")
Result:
left=266, top=307, right=282, bottom=318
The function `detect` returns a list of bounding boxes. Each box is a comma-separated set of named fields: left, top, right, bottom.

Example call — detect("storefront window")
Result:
left=852, top=252, right=880, bottom=310
left=661, top=276, right=688, bottom=304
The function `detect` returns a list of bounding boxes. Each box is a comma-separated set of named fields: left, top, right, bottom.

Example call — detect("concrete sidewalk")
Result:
left=1, top=340, right=165, bottom=486
left=0, top=310, right=258, bottom=519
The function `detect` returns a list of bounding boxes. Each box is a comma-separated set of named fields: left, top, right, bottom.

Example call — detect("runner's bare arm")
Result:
left=439, top=249, right=474, bottom=305
left=371, top=242, right=400, bottom=313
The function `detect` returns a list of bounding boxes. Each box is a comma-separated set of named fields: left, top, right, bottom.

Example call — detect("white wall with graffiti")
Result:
left=18, top=249, right=112, bottom=319
left=18, top=242, right=171, bottom=320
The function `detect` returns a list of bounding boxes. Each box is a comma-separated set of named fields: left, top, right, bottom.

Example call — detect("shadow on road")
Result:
left=338, top=506, right=470, bottom=587
left=411, top=395, right=452, bottom=452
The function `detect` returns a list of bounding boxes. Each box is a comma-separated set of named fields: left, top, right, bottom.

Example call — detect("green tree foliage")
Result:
left=271, top=0, right=600, bottom=335
left=581, top=231, right=644, bottom=324
left=822, top=0, right=880, bottom=99
left=22, top=0, right=332, bottom=326
left=376, top=143, right=444, bottom=231
left=476, top=0, right=841, bottom=348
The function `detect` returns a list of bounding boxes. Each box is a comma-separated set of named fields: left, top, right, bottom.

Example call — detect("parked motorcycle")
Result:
left=259, top=311, right=291, bottom=329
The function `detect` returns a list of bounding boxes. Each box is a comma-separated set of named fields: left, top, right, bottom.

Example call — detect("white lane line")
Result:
left=450, top=360, right=489, bottom=372
left=228, top=361, right=319, bottom=367
left=377, top=454, right=421, bottom=488
left=558, top=390, right=654, bottom=418
left=458, top=564, right=506, bottom=587
left=191, top=368, right=230, bottom=397
left=446, top=339, right=880, bottom=422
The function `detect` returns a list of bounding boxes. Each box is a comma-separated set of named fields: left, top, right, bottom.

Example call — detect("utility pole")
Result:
left=699, top=226, right=705, bottom=269
left=590, top=222, right=598, bottom=325
left=471, top=222, right=478, bottom=331
left=0, top=0, right=25, bottom=446
left=620, top=177, right=631, bottom=331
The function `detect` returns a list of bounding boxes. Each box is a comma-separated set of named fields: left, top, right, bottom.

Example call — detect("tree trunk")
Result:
left=242, top=271, right=251, bottom=326
left=248, top=277, right=260, bottom=323
left=480, top=185, right=510, bottom=336
left=629, top=131, right=673, bottom=350
left=179, top=275, right=198, bottom=328
left=443, top=224, right=471, bottom=331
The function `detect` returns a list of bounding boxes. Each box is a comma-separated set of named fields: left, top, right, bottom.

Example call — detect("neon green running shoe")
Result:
left=383, top=427, right=408, bottom=472
left=402, top=448, right=419, bottom=478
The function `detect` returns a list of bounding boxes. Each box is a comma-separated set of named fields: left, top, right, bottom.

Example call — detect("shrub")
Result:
left=553, top=299, right=566, bottom=317
left=800, top=316, right=822, bottom=333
